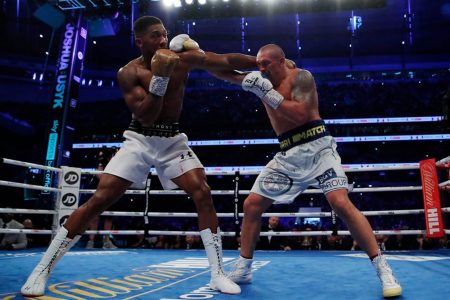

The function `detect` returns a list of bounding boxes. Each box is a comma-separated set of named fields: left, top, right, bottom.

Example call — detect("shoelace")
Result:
left=376, top=259, right=398, bottom=286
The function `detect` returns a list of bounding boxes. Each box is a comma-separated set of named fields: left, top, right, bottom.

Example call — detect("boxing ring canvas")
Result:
left=1, top=249, right=449, bottom=299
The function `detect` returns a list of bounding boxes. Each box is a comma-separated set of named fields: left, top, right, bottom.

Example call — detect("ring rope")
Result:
left=0, top=208, right=57, bottom=215
left=0, top=181, right=430, bottom=194
left=439, top=179, right=450, bottom=187
left=1, top=228, right=449, bottom=237
left=80, top=186, right=423, bottom=195
left=0, top=207, right=449, bottom=217
left=1, top=157, right=61, bottom=172
left=0, top=180, right=60, bottom=192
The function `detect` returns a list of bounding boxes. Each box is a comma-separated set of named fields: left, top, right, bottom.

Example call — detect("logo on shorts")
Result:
left=64, top=171, right=79, bottom=184
left=260, top=172, right=293, bottom=195
left=180, top=151, right=193, bottom=160
left=316, top=168, right=347, bottom=192
left=316, top=168, right=337, bottom=184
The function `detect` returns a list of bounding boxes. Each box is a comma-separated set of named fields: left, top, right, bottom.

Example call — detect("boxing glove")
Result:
left=148, top=49, right=179, bottom=97
left=169, top=34, right=200, bottom=52
left=242, top=71, right=284, bottom=109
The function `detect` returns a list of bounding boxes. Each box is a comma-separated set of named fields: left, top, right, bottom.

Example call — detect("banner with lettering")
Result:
left=419, top=159, right=444, bottom=238
left=42, top=13, right=87, bottom=194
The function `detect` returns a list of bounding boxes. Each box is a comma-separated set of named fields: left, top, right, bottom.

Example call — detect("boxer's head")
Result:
left=256, top=44, right=286, bottom=80
left=134, top=16, right=168, bottom=56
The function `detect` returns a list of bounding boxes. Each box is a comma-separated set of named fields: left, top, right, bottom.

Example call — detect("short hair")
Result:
left=259, top=44, right=285, bottom=59
left=133, top=16, right=163, bottom=37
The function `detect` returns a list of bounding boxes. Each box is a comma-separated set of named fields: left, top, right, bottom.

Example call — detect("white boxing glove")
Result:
left=242, top=71, right=284, bottom=109
left=169, top=34, right=200, bottom=52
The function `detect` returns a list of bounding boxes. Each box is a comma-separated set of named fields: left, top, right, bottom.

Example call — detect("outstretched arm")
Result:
left=208, top=69, right=248, bottom=85
left=179, top=50, right=256, bottom=72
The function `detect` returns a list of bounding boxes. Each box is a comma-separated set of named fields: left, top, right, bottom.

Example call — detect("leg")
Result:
left=228, top=193, right=273, bottom=284
left=21, top=174, right=131, bottom=296
left=172, top=168, right=240, bottom=294
left=64, top=174, right=130, bottom=237
left=102, top=217, right=117, bottom=249
left=325, top=189, right=379, bottom=257
left=86, top=216, right=99, bottom=249
left=239, top=193, right=274, bottom=259
left=172, top=168, right=217, bottom=231
left=326, top=189, right=402, bottom=298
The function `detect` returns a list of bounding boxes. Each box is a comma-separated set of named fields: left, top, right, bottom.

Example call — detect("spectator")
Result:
left=0, top=213, right=27, bottom=250
left=257, top=217, right=290, bottom=251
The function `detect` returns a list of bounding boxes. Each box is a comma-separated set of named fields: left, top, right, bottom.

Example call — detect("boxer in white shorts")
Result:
left=212, top=44, right=402, bottom=298
left=21, top=16, right=257, bottom=297
left=105, top=122, right=203, bottom=190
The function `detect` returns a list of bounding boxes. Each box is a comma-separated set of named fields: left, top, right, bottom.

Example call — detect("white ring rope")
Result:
left=81, top=164, right=420, bottom=176
left=0, top=182, right=427, bottom=194
left=1, top=158, right=61, bottom=172
left=0, top=207, right=449, bottom=218
left=80, top=186, right=424, bottom=195
left=1, top=228, right=450, bottom=237
left=0, top=208, right=57, bottom=215
left=439, top=180, right=450, bottom=188
left=0, top=180, right=60, bottom=192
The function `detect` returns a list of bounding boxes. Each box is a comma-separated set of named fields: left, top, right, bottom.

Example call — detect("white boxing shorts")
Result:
left=104, top=130, right=203, bottom=190
left=251, top=134, right=349, bottom=204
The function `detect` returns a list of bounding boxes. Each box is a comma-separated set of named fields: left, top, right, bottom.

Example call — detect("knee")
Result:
left=191, top=182, right=213, bottom=209
left=85, top=191, right=112, bottom=213
left=243, top=197, right=265, bottom=217
left=328, top=196, right=355, bottom=218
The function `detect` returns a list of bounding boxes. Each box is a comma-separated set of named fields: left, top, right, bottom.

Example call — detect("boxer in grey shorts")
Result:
left=252, top=134, right=348, bottom=204
left=213, top=43, right=402, bottom=298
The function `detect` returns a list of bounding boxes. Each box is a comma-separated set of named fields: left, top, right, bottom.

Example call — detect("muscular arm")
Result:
left=117, top=66, right=163, bottom=126
left=276, top=69, right=317, bottom=124
left=180, top=50, right=256, bottom=72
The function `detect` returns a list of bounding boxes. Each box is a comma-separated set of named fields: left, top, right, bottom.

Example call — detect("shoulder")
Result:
left=117, top=58, right=144, bottom=83
left=118, top=59, right=137, bottom=76
left=292, top=68, right=315, bottom=83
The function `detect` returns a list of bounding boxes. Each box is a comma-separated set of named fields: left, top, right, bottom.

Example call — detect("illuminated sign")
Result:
left=43, top=15, right=87, bottom=194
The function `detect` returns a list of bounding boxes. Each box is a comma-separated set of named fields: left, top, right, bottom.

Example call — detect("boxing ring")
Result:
left=1, top=156, right=450, bottom=299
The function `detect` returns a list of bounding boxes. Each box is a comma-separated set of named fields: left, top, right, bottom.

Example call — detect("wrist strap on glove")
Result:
left=148, top=75, right=170, bottom=97
left=263, top=89, right=284, bottom=109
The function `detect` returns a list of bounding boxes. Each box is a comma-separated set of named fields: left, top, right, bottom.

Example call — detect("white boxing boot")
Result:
left=372, top=253, right=402, bottom=298
left=228, top=255, right=253, bottom=284
left=200, top=228, right=241, bottom=294
left=21, top=227, right=80, bottom=297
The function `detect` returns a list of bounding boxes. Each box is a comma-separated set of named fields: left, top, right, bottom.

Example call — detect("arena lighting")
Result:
left=174, top=0, right=182, bottom=7
left=185, top=0, right=194, bottom=4
left=162, top=0, right=173, bottom=7
left=198, top=0, right=207, bottom=5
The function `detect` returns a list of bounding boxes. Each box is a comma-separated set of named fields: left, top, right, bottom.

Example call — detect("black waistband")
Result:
left=277, top=120, right=330, bottom=151
left=128, top=119, right=180, bottom=137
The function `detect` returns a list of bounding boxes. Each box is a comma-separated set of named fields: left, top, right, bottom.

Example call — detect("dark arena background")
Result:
left=0, top=1, right=450, bottom=299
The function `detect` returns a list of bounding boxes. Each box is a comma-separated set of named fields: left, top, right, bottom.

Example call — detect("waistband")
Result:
left=128, top=119, right=180, bottom=137
left=277, top=120, right=330, bottom=151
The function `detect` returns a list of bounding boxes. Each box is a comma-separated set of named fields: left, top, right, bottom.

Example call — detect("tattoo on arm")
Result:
left=292, top=70, right=316, bottom=103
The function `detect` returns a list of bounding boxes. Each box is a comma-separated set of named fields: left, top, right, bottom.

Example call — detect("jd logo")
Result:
left=62, top=193, right=77, bottom=207
left=59, top=215, right=69, bottom=226
left=64, top=171, right=79, bottom=184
